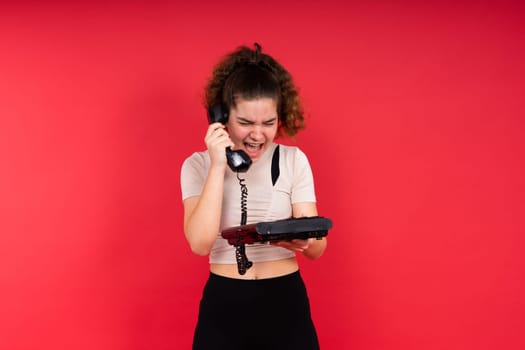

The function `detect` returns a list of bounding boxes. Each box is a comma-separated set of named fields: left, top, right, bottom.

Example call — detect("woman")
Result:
left=181, top=43, right=327, bottom=350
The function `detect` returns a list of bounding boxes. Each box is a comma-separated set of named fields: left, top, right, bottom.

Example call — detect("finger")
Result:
left=205, top=123, right=226, bottom=137
left=208, top=134, right=233, bottom=149
left=209, top=122, right=225, bottom=129
left=205, top=128, right=228, bottom=146
left=289, top=239, right=308, bottom=248
left=273, top=241, right=306, bottom=251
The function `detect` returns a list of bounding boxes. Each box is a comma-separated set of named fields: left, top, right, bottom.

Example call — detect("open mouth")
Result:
left=244, top=142, right=263, bottom=154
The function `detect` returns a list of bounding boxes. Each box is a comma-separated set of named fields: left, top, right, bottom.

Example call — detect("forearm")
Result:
left=184, top=165, right=225, bottom=256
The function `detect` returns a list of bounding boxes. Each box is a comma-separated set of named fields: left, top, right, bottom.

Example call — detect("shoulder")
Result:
left=277, top=144, right=310, bottom=164
left=181, top=151, right=210, bottom=174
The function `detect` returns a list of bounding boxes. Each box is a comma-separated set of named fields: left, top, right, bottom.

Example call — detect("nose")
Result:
left=249, top=125, right=263, bottom=140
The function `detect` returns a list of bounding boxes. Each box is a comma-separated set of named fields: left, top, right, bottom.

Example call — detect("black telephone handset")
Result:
left=207, top=104, right=252, bottom=173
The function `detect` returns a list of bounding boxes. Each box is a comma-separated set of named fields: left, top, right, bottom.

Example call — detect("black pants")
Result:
left=192, top=271, right=320, bottom=350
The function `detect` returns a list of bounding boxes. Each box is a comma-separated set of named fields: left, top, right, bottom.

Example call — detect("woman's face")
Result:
left=226, top=97, right=279, bottom=162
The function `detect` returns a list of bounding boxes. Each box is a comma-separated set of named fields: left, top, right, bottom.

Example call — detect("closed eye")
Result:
left=264, top=118, right=277, bottom=126
left=236, top=117, right=253, bottom=126
left=236, top=117, right=277, bottom=126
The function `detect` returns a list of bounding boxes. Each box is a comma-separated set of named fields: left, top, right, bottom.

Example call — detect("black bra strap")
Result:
left=271, top=145, right=280, bottom=186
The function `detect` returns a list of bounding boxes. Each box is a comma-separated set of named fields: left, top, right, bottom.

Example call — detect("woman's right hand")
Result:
left=205, top=122, right=234, bottom=168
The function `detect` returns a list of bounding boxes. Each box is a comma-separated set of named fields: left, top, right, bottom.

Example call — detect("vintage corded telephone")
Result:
left=207, top=104, right=252, bottom=173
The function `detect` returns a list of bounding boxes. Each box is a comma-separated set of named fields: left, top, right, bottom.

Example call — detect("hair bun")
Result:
left=253, top=42, right=262, bottom=62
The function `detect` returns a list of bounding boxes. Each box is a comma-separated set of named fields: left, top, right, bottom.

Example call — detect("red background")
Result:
left=1, top=1, right=524, bottom=349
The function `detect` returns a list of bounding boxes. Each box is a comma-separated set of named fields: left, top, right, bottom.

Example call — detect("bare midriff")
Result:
left=210, top=257, right=298, bottom=280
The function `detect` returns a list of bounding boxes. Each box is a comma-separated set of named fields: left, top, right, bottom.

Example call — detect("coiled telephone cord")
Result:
left=235, top=173, right=252, bottom=274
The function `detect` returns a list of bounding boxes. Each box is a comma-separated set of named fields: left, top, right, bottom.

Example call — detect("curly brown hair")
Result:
left=204, top=43, right=305, bottom=138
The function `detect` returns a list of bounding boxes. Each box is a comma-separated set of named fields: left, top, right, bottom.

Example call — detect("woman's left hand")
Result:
left=271, top=238, right=315, bottom=253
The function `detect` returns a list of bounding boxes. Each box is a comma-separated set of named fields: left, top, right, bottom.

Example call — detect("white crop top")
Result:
left=180, top=143, right=316, bottom=264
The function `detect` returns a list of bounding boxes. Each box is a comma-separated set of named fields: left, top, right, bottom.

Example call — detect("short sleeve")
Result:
left=180, top=152, right=209, bottom=200
left=291, top=148, right=317, bottom=204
